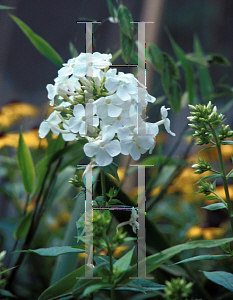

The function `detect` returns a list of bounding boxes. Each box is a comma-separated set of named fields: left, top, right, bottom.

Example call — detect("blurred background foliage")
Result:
left=1, top=0, right=233, bottom=299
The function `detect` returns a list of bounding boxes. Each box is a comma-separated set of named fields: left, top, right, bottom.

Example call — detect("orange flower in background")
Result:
left=0, top=102, right=39, bottom=129
left=0, top=130, right=48, bottom=149
left=186, top=225, right=225, bottom=240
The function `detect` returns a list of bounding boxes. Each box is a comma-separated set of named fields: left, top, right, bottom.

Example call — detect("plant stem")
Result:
left=210, top=124, right=233, bottom=234
left=100, top=168, right=107, bottom=204
left=103, top=232, right=115, bottom=300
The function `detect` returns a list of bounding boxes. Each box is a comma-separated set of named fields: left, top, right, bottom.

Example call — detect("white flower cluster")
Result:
left=39, top=52, right=175, bottom=166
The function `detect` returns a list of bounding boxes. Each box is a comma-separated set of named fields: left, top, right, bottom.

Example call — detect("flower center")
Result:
left=82, top=116, right=86, bottom=121
left=87, top=62, right=93, bottom=67
left=117, top=116, right=121, bottom=120
left=106, top=98, right=111, bottom=104
left=100, top=142, right=105, bottom=147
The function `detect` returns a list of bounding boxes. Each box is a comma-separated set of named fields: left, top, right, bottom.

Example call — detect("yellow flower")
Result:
left=0, top=130, right=47, bottom=149
left=186, top=225, right=225, bottom=240
left=0, top=102, right=39, bottom=129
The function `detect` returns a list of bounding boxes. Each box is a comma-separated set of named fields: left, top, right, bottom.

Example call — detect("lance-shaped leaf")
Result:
left=100, top=162, right=120, bottom=182
left=14, top=246, right=84, bottom=257
left=118, top=5, right=133, bottom=37
left=14, top=211, right=33, bottom=240
left=17, top=132, right=36, bottom=194
left=10, top=14, right=63, bottom=67
left=0, top=5, right=15, bottom=9
left=168, top=31, right=194, bottom=104
left=38, top=266, right=85, bottom=300
left=168, top=80, right=182, bottom=114
left=194, top=35, right=214, bottom=102
left=203, top=271, right=233, bottom=292
left=171, top=254, right=232, bottom=266
left=202, top=203, right=226, bottom=211
left=119, top=237, right=233, bottom=283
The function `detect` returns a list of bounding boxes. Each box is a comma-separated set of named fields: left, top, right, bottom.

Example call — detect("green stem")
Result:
left=209, top=124, right=233, bottom=234
left=100, top=168, right=107, bottom=204
left=103, top=232, right=115, bottom=300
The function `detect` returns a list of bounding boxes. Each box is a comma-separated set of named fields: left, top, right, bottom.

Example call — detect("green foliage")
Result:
left=118, top=5, right=134, bottom=63
left=14, top=246, right=84, bottom=257
left=14, top=211, right=33, bottom=240
left=17, top=132, right=36, bottom=194
left=203, top=271, right=233, bottom=293
left=10, top=14, right=63, bottom=67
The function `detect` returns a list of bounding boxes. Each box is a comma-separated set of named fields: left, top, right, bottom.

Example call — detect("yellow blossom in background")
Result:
left=186, top=225, right=225, bottom=240
left=0, top=102, right=39, bottom=129
left=0, top=130, right=48, bottom=149
left=167, top=167, right=212, bottom=202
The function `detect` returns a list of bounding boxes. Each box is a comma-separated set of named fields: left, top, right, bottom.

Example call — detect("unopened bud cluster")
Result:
left=197, top=181, right=216, bottom=196
left=192, top=157, right=212, bottom=174
left=187, top=102, right=232, bottom=145
left=164, top=277, right=193, bottom=300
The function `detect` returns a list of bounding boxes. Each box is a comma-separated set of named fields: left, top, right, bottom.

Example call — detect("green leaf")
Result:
left=221, top=140, right=233, bottom=145
left=119, top=237, right=233, bottom=283
left=0, top=266, right=17, bottom=275
left=14, top=211, right=33, bottom=240
left=171, top=254, right=231, bottom=266
left=204, top=195, right=220, bottom=200
left=10, top=14, right=63, bottom=67
left=100, top=162, right=120, bottom=182
left=38, top=266, right=85, bottom=300
left=200, top=145, right=216, bottom=151
left=203, top=271, right=233, bottom=292
left=0, top=5, right=15, bottom=9
left=14, top=246, right=84, bottom=257
left=168, top=80, right=182, bottom=114
left=163, top=53, right=180, bottom=79
left=194, top=35, right=214, bottom=101
left=168, top=32, right=194, bottom=104
left=17, top=132, right=36, bottom=194
left=202, top=203, right=226, bottom=211
left=147, top=43, right=164, bottom=73
left=106, top=0, right=117, bottom=19
left=68, top=41, right=78, bottom=58
left=118, top=5, right=133, bottom=37
left=113, top=246, right=135, bottom=274
left=82, top=284, right=111, bottom=297
left=208, top=54, right=230, bottom=66
left=196, top=174, right=222, bottom=184
left=121, top=32, right=134, bottom=63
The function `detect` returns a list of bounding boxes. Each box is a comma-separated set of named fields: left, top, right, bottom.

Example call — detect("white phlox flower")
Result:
left=105, top=72, right=137, bottom=101
left=40, top=52, right=176, bottom=166
left=69, top=103, right=99, bottom=136
left=116, top=207, right=139, bottom=234
left=117, top=126, right=154, bottom=161
left=157, top=106, right=176, bottom=137
left=39, top=111, right=63, bottom=138
left=84, top=125, right=121, bottom=166
left=95, top=94, right=123, bottom=118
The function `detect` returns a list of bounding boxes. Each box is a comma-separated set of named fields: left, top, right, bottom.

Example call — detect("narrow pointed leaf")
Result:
left=100, top=162, right=120, bottom=182
left=113, top=246, right=135, bottom=273
left=202, top=203, right=226, bottom=211
left=17, top=132, right=36, bottom=194
left=10, top=14, right=63, bottom=67
left=196, top=174, right=222, bottom=184
left=147, top=43, right=164, bottom=73
left=119, top=237, right=233, bottom=283
left=14, top=246, right=84, bottom=257
left=38, top=266, right=85, bottom=300
left=203, top=271, right=233, bottom=292
left=0, top=5, right=15, bottom=9
left=168, top=80, right=182, bottom=114
left=14, top=211, right=33, bottom=240
left=171, top=254, right=231, bottom=265
left=168, top=32, right=194, bottom=104
left=118, top=5, right=133, bottom=37
left=194, top=35, right=214, bottom=101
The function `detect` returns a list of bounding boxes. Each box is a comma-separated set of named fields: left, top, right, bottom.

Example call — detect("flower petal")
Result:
left=105, top=140, right=121, bottom=157
left=95, top=148, right=113, bottom=166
